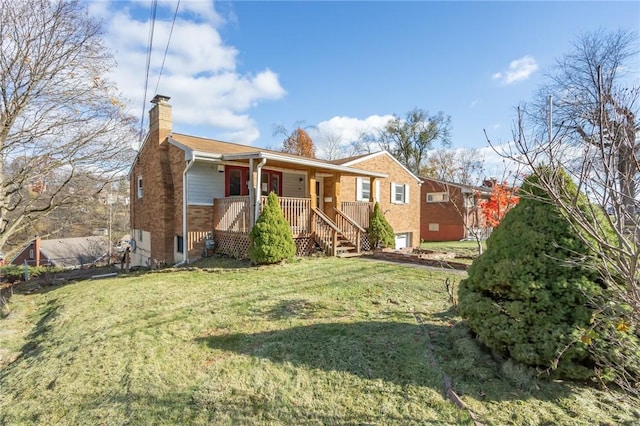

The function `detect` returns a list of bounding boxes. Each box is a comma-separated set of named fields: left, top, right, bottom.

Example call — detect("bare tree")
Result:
left=424, top=148, right=485, bottom=185
left=495, top=30, right=639, bottom=393
left=315, top=130, right=344, bottom=160
left=0, top=0, right=136, bottom=250
left=377, top=108, right=451, bottom=174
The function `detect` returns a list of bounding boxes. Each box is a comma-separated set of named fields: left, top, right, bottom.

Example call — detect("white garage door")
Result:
left=395, top=233, right=409, bottom=249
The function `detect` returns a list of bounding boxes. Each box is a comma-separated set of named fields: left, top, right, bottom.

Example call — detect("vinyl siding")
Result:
left=187, top=162, right=225, bottom=205
left=282, top=172, right=306, bottom=198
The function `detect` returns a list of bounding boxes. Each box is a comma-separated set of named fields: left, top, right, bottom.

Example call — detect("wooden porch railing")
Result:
left=312, top=208, right=340, bottom=256
left=260, top=196, right=311, bottom=237
left=213, top=196, right=251, bottom=233
left=341, top=201, right=373, bottom=229
left=333, top=208, right=364, bottom=253
left=214, top=196, right=311, bottom=236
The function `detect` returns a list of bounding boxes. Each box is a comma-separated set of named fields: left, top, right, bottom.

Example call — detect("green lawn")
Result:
left=420, top=240, right=486, bottom=258
left=0, top=257, right=637, bottom=425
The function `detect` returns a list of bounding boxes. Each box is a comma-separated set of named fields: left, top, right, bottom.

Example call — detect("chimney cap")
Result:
left=151, top=94, right=171, bottom=104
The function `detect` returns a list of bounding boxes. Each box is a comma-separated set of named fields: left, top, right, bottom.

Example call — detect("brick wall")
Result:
left=342, top=153, right=421, bottom=248
left=420, top=180, right=466, bottom=241
left=186, top=205, right=214, bottom=260
left=130, top=97, right=181, bottom=265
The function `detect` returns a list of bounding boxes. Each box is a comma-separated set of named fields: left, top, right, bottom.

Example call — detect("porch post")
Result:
left=248, top=158, right=255, bottom=227
left=309, top=169, right=317, bottom=209
left=332, top=172, right=342, bottom=219
left=309, top=169, right=317, bottom=233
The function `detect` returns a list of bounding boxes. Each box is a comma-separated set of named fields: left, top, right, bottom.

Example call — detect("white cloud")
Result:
left=492, top=55, right=538, bottom=85
left=95, top=1, right=285, bottom=145
left=313, top=115, right=393, bottom=144
left=307, top=115, right=394, bottom=159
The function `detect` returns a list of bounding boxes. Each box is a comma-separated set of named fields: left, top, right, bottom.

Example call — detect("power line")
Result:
left=139, top=0, right=158, bottom=142
left=154, top=0, right=181, bottom=96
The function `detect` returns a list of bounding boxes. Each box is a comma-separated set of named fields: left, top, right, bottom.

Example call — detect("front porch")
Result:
left=212, top=196, right=373, bottom=258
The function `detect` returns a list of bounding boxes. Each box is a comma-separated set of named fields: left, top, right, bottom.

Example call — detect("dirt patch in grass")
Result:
left=368, top=248, right=470, bottom=271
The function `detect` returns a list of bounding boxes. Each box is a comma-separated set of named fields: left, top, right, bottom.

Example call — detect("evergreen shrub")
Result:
left=248, top=192, right=296, bottom=264
left=368, top=202, right=394, bottom=249
left=458, top=172, right=603, bottom=380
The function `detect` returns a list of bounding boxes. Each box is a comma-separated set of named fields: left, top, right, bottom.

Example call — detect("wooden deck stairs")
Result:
left=335, top=233, right=359, bottom=257
left=312, top=208, right=367, bottom=258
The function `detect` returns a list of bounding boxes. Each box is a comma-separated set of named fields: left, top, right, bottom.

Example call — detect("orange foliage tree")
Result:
left=282, top=128, right=316, bottom=158
left=480, top=182, right=519, bottom=227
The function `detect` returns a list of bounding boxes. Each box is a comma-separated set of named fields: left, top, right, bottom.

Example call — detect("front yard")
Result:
left=0, top=257, right=637, bottom=425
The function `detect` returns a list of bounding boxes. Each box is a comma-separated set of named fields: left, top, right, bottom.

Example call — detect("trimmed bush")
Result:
left=458, top=172, right=603, bottom=380
left=248, top=192, right=296, bottom=264
left=0, top=264, right=65, bottom=283
left=368, top=202, right=394, bottom=249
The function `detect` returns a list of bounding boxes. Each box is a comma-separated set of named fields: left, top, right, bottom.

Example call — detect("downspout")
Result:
left=254, top=157, right=267, bottom=223
left=176, top=157, right=196, bottom=266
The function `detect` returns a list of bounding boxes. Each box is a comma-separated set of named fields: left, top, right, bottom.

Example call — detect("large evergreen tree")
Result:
left=458, top=172, right=603, bottom=380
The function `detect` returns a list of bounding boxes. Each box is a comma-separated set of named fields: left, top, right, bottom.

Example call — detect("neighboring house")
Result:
left=420, top=177, right=492, bottom=242
left=331, top=152, right=422, bottom=250
left=130, top=95, right=404, bottom=266
left=11, top=236, right=110, bottom=268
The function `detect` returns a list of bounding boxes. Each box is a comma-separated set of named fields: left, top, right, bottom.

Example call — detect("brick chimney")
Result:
left=34, top=235, right=41, bottom=267
left=149, top=94, right=172, bottom=144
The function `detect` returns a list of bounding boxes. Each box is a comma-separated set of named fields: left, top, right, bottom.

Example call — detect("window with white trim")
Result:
left=137, top=176, right=143, bottom=198
left=391, top=182, right=410, bottom=204
left=356, top=177, right=371, bottom=202
left=426, top=192, right=449, bottom=203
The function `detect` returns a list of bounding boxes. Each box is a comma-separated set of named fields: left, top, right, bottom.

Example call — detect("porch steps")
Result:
left=335, top=234, right=360, bottom=257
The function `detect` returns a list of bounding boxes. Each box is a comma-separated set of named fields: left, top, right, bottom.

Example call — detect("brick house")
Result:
left=129, top=95, right=422, bottom=266
left=331, top=152, right=422, bottom=249
left=420, top=177, right=491, bottom=242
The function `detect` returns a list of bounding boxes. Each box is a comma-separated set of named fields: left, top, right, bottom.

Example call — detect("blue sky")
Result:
left=91, top=1, right=639, bottom=166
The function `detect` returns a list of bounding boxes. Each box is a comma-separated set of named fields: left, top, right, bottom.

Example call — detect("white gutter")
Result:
left=175, top=157, right=196, bottom=266
left=255, top=157, right=267, bottom=222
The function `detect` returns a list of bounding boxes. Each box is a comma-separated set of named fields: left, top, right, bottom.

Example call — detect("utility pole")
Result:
left=108, top=182, right=113, bottom=265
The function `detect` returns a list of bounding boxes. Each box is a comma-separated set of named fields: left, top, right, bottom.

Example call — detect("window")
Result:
left=176, top=235, right=184, bottom=254
left=29, top=249, right=34, bottom=259
left=426, top=192, right=449, bottom=203
left=261, top=170, right=282, bottom=196
left=138, top=229, right=143, bottom=242
left=137, top=176, right=143, bottom=198
left=357, top=178, right=380, bottom=202
left=356, top=177, right=370, bottom=202
left=391, top=182, right=410, bottom=204
left=225, top=166, right=249, bottom=196
left=428, top=223, right=440, bottom=231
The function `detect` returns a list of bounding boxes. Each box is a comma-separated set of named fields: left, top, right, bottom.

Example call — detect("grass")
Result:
left=420, top=240, right=486, bottom=258
left=1, top=256, right=638, bottom=425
